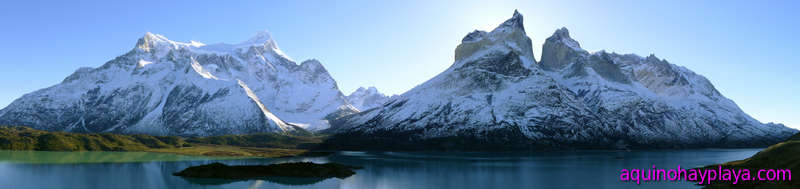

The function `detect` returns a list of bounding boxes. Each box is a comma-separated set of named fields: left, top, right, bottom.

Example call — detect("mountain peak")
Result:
left=460, top=10, right=525, bottom=43
left=236, top=30, right=291, bottom=60
left=346, top=86, right=390, bottom=111
left=143, top=32, right=164, bottom=40
left=454, top=10, right=535, bottom=65
left=354, top=87, right=366, bottom=92
left=552, top=27, right=571, bottom=39
left=540, top=27, right=586, bottom=70
left=646, top=54, right=660, bottom=61
left=328, top=13, right=797, bottom=150
left=357, top=86, right=379, bottom=94
left=350, top=86, right=383, bottom=98
left=546, top=27, right=582, bottom=50
left=135, top=32, right=200, bottom=53
left=241, top=30, right=276, bottom=46
left=3, top=30, right=353, bottom=135
left=461, top=30, right=488, bottom=43
left=136, top=32, right=172, bottom=52
left=495, top=10, right=525, bottom=33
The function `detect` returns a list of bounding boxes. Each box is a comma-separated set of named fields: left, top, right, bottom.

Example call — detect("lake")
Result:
left=0, top=149, right=761, bottom=189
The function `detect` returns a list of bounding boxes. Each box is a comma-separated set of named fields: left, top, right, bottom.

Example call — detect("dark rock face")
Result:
left=540, top=28, right=584, bottom=71
left=457, top=51, right=531, bottom=78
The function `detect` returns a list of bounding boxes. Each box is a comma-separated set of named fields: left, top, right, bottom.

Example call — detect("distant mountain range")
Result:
left=0, top=31, right=367, bottom=135
left=322, top=10, right=796, bottom=150
left=0, top=10, right=794, bottom=149
left=346, top=87, right=394, bottom=111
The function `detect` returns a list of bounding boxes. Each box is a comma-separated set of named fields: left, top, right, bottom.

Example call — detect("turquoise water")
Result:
left=0, top=149, right=761, bottom=189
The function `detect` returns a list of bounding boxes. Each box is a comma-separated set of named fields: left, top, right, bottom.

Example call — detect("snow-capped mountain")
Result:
left=324, top=10, right=796, bottom=150
left=0, top=31, right=352, bottom=136
left=346, top=87, right=393, bottom=111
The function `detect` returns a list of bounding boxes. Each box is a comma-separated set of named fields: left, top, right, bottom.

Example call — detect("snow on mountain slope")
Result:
left=346, top=87, right=393, bottom=111
left=0, top=31, right=350, bottom=136
left=324, top=10, right=796, bottom=150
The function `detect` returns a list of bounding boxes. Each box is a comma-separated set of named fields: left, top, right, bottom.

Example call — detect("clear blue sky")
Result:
left=0, top=0, right=797, bottom=128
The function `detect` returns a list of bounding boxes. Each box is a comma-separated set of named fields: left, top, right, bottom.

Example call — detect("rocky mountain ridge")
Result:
left=322, top=10, right=796, bottom=150
left=0, top=31, right=354, bottom=136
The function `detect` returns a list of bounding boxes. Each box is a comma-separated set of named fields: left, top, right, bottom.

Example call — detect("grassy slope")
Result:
left=0, top=126, right=185, bottom=151
left=0, top=126, right=324, bottom=158
left=703, top=133, right=800, bottom=189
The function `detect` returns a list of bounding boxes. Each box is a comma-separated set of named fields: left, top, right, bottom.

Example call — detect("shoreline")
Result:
left=0, top=145, right=311, bottom=164
left=1, top=147, right=766, bottom=165
left=0, top=126, right=324, bottom=163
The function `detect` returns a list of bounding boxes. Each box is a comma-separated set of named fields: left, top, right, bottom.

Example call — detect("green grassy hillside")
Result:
left=0, top=126, right=325, bottom=158
left=703, top=133, right=800, bottom=189
left=0, top=126, right=185, bottom=151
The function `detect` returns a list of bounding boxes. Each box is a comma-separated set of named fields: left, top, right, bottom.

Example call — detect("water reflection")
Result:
left=0, top=149, right=762, bottom=189
left=179, top=176, right=329, bottom=186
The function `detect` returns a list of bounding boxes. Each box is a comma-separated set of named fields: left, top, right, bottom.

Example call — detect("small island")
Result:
left=173, top=162, right=361, bottom=183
